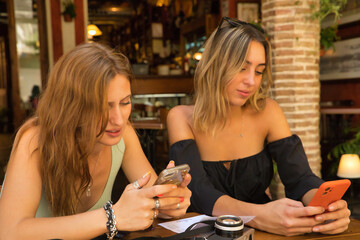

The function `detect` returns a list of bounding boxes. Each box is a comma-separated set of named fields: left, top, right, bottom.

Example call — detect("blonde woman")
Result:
left=0, top=43, right=191, bottom=239
left=167, top=17, right=350, bottom=236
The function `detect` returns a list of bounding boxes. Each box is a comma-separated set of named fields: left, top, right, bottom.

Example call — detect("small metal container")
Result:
left=214, top=215, right=244, bottom=238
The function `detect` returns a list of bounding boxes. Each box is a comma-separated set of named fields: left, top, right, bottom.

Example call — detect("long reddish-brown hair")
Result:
left=15, top=43, right=134, bottom=216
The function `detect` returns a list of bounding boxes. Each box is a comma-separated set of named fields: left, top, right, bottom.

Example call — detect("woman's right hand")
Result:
left=113, top=172, right=178, bottom=231
left=251, top=198, right=326, bottom=236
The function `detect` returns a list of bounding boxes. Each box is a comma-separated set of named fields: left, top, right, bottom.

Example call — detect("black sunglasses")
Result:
left=214, top=17, right=265, bottom=37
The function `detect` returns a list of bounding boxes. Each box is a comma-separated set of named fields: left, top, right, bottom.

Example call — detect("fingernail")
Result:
left=329, top=205, right=335, bottom=211
left=169, top=160, right=175, bottom=165
left=316, top=216, right=323, bottom=221
left=172, top=185, right=177, bottom=189
left=142, top=171, right=151, bottom=178
left=157, top=194, right=163, bottom=197
left=180, top=197, right=184, bottom=202
left=313, top=227, right=319, bottom=232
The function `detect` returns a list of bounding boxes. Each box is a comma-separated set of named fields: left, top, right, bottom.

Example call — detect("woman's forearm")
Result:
left=302, top=188, right=318, bottom=206
left=1, top=208, right=108, bottom=240
left=212, top=195, right=262, bottom=230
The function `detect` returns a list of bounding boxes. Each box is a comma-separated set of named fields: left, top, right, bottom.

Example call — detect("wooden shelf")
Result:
left=180, top=17, right=206, bottom=36
left=131, top=119, right=165, bottom=130
left=320, top=108, right=360, bottom=114
left=132, top=75, right=194, bottom=95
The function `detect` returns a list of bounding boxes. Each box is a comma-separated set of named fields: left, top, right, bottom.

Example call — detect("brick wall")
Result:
left=262, top=0, right=322, bottom=199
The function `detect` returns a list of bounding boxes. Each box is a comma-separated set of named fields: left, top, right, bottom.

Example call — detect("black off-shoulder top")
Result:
left=169, top=134, right=324, bottom=215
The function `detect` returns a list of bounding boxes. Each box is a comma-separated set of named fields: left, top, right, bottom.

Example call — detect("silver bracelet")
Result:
left=103, top=200, right=118, bottom=240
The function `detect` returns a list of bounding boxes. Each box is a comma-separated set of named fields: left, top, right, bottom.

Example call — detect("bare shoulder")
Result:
left=12, top=122, right=40, bottom=158
left=261, top=98, right=292, bottom=142
left=167, top=105, right=194, bottom=129
left=263, top=98, right=284, bottom=114
left=5, top=123, right=41, bottom=178
left=256, top=98, right=285, bottom=121
left=167, top=105, right=195, bottom=144
left=167, top=105, right=193, bottom=121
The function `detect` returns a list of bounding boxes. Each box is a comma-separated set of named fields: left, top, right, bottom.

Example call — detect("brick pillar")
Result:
left=262, top=0, right=322, bottom=199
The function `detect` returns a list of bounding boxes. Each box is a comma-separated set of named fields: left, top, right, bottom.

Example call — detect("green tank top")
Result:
left=35, top=138, right=125, bottom=217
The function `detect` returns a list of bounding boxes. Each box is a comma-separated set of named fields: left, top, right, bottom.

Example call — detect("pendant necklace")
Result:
left=240, top=108, right=244, bottom=138
left=86, top=153, right=100, bottom=197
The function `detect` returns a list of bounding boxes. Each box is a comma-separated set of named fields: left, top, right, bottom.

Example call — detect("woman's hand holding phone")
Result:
left=114, top=171, right=172, bottom=231
left=311, top=199, right=351, bottom=234
left=114, top=162, right=192, bottom=229
left=153, top=161, right=192, bottom=218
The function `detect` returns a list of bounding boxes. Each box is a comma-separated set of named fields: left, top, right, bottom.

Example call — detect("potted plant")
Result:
left=62, top=0, right=76, bottom=22
left=320, top=26, right=339, bottom=55
left=310, top=0, right=348, bottom=54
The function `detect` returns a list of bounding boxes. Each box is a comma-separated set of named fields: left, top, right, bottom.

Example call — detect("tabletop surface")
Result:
left=126, top=212, right=360, bottom=240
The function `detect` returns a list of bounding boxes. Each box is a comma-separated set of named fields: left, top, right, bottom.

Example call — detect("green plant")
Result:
left=62, top=0, right=76, bottom=19
left=327, top=127, right=360, bottom=177
left=311, top=0, right=348, bottom=22
left=310, top=0, right=348, bottom=51
left=320, top=26, right=339, bottom=51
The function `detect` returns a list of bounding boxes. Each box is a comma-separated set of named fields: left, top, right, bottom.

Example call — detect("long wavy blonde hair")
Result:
left=15, top=43, right=134, bottom=216
left=193, top=21, right=273, bottom=135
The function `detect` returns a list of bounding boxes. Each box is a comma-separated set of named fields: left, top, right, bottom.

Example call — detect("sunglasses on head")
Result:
left=215, top=17, right=265, bottom=37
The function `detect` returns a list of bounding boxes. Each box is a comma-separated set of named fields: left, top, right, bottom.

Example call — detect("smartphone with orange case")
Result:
left=308, top=179, right=351, bottom=209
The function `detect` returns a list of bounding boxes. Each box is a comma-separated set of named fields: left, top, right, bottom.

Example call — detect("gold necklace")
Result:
left=86, top=153, right=101, bottom=197
left=240, top=108, right=244, bottom=138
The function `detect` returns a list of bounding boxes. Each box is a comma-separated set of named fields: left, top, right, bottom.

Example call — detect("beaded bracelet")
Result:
left=103, top=200, right=118, bottom=240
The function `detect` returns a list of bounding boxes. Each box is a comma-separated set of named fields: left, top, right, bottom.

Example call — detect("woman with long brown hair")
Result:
left=0, top=43, right=191, bottom=239
left=167, top=17, right=350, bottom=236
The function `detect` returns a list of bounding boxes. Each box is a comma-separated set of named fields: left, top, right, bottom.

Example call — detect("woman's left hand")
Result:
left=156, top=161, right=192, bottom=218
left=312, top=199, right=351, bottom=234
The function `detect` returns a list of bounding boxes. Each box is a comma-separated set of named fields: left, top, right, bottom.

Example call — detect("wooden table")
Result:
left=126, top=213, right=360, bottom=240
